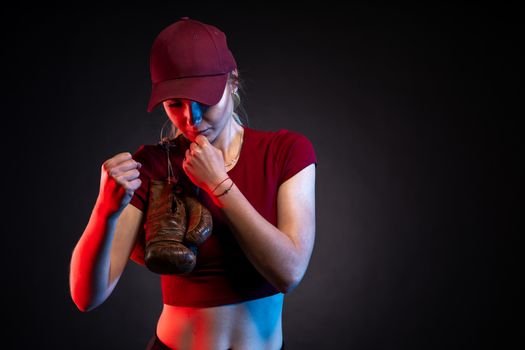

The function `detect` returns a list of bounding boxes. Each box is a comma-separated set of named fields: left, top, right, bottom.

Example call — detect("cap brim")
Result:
left=147, top=74, right=228, bottom=113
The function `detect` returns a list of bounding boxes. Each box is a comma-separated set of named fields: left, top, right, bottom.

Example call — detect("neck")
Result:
left=213, top=117, right=243, bottom=165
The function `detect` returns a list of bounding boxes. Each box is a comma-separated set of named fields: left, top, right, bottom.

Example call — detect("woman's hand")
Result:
left=182, top=135, right=228, bottom=195
left=96, top=152, right=142, bottom=217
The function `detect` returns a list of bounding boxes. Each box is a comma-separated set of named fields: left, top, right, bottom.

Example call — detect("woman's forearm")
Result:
left=69, top=200, right=119, bottom=312
left=211, top=183, right=304, bottom=293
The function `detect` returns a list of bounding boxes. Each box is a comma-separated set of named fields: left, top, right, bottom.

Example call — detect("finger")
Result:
left=190, top=142, right=201, bottom=152
left=112, top=152, right=133, bottom=164
left=195, top=135, right=209, bottom=146
left=121, top=158, right=142, bottom=170
left=116, top=152, right=133, bottom=161
left=127, top=178, right=142, bottom=192
left=112, top=159, right=141, bottom=175
left=119, top=168, right=141, bottom=181
left=103, top=152, right=133, bottom=169
left=119, top=177, right=142, bottom=193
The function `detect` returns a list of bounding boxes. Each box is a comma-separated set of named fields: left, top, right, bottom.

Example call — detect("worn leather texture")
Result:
left=144, top=179, right=212, bottom=275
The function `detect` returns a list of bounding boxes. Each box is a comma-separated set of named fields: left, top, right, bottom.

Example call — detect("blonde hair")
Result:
left=160, top=71, right=249, bottom=142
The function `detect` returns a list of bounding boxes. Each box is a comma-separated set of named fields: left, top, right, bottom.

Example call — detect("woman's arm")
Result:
left=212, top=164, right=316, bottom=293
left=69, top=203, right=144, bottom=312
left=69, top=152, right=144, bottom=312
left=69, top=202, right=119, bottom=312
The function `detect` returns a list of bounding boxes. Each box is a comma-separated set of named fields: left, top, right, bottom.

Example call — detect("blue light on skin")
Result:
left=244, top=293, right=284, bottom=341
left=190, top=100, right=209, bottom=125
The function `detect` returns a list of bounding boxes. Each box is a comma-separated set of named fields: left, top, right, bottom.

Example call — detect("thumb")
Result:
left=195, top=134, right=211, bottom=147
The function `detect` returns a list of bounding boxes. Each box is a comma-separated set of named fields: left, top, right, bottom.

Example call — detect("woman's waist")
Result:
left=157, top=293, right=284, bottom=349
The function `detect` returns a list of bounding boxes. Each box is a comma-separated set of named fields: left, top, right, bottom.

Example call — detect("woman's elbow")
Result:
left=69, top=274, right=108, bottom=312
left=70, top=288, right=93, bottom=312
left=70, top=289, right=106, bottom=313
left=278, top=281, right=298, bottom=294
left=72, top=299, right=92, bottom=313
left=70, top=283, right=95, bottom=312
left=276, top=268, right=305, bottom=294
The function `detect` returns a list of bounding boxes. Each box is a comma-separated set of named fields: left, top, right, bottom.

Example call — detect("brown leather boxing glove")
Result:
left=183, top=196, right=212, bottom=246
left=144, top=179, right=212, bottom=275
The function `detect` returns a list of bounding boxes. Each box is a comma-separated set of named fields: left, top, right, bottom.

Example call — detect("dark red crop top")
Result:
left=128, top=126, right=317, bottom=307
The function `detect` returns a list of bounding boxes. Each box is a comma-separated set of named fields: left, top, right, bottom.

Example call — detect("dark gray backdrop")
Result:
left=3, top=3, right=517, bottom=350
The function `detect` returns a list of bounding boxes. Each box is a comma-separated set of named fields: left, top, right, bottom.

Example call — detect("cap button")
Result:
left=180, top=17, right=190, bottom=20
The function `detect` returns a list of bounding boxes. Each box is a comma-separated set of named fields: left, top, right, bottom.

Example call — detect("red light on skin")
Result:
left=162, top=82, right=236, bottom=195
left=163, top=99, right=211, bottom=142
left=162, top=80, right=234, bottom=145
left=155, top=305, right=215, bottom=347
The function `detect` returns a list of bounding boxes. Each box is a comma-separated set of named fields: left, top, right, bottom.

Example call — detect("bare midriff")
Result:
left=156, top=293, right=284, bottom=350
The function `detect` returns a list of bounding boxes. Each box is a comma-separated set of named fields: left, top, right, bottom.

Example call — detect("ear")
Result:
left=229, top=69, right=239, bottom=93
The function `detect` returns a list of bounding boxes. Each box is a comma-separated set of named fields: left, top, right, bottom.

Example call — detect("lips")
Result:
left=187, top=128, right=210, bottom=135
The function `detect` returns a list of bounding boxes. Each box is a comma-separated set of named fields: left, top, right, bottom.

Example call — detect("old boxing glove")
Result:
left=183, top=196, right=212, bottom=246
left=144, top=179, right=212, bottom=275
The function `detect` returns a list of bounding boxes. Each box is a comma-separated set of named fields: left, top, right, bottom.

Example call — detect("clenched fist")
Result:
left=97, top=152, right=142, bottom=217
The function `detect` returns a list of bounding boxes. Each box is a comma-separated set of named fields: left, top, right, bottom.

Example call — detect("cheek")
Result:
left=166, top=107, right=191, bottom=127
left=214, top=88, right=231, bottom=110
left=205, top=93, right=234, bottom=125
left=203, top=109, right=226, bottom=127
left=170, top=113, right=185, bottom=126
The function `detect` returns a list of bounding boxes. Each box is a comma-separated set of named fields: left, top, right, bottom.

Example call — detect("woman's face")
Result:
left=162, top=79, right=235, bottom=143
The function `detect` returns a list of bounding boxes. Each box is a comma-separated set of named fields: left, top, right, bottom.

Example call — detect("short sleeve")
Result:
left=278, top=131, right=317, bottom=186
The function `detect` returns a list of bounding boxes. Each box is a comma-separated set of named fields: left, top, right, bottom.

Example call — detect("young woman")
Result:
left=70, top=17, right=317, bottom=350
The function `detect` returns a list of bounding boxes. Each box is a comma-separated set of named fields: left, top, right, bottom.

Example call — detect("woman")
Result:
left=69, top=17, right=317, bottom=350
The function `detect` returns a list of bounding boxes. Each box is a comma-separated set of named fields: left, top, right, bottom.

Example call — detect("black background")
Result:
left=2, top=3, right=518, bottom=349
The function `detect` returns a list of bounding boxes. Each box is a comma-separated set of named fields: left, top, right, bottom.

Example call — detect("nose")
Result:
left=189, top=101, right=209, bottom=125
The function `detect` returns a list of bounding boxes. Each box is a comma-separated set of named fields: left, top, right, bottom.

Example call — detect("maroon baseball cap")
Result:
left=147, top=17, right=237, bottom=113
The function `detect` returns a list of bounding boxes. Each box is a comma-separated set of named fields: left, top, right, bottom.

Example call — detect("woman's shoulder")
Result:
left=245, top=126, right=311, bottom=144
left=244, top=127, right=315, bottom=167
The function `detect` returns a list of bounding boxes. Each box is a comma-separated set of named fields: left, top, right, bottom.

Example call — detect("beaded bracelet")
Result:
left=211, top=176, right=231, bottom=194
left=215, top=180, right=234, bottom=198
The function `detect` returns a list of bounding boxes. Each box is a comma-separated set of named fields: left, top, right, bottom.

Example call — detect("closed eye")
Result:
left=169, top=101, right=183, bottom=108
